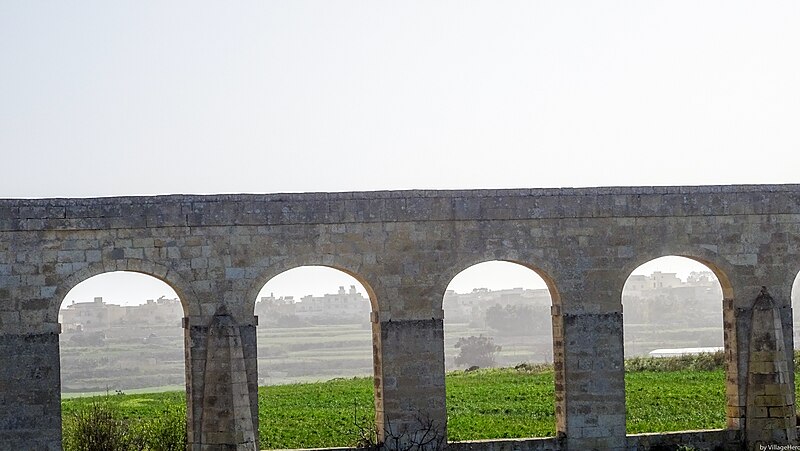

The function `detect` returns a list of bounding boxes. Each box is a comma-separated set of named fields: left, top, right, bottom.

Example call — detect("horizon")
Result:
left=61, top=264, right=724, bottom=308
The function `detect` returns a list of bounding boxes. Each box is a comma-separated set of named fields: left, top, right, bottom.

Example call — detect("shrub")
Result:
left=625, top=351, right=725, bottom=372
left=129, top=405, right=187, bottom=451
left=63, top=397, right=186, bottom=451
left=63, top=400, right=129, bottom=451
left=513, top=362, right=554, bottom=373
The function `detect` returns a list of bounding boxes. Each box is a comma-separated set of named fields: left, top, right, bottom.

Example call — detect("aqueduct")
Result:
left=1, top=185, right=798, bottom=450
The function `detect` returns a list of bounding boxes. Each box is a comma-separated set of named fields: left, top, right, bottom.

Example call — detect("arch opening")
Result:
left=59, top=271, right=187, bottom=448
left=443, top=260, right=557, bottom=441
left=622, top=256, right=726, bottom=434
left=60, top=271, right=185, bottom=393
left=254, top=265, right=376, bottom=450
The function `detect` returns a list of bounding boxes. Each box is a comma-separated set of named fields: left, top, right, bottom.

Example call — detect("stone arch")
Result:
left=621, top=254, right=731, bottom=433
left=55, top=259, right=192, bottom=446
left=250, top=262, right=378, bottom=447
left=442, top=258, right=562, bottom=439
left=50, top=258, right=197, bottom=322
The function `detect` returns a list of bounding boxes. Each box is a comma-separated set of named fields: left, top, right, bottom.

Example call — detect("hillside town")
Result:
left=60, top=269, right=727, bottom=336
left=59, top=296, right=184, bottom=331
left=255, top=285, right=371, bottom=325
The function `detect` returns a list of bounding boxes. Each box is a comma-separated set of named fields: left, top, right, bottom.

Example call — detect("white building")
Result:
left=293, top=286, right=371, bottom=320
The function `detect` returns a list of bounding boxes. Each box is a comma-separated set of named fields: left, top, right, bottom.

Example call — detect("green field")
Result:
left=62, top=367, right=737, bottom=450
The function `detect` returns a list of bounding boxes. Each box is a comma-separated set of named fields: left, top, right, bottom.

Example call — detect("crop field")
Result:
left=61, top=319, right=714, bottom=392
left=60, top=321, right=559, bottom=390
left=62, top=365, right=749, bottom=450
left=256, top=323, right=374, bottom=385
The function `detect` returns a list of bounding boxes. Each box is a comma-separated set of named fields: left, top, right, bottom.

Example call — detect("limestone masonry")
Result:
left=1, top=185, right=799, bottom=450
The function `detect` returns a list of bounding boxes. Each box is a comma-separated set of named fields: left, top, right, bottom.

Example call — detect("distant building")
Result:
left=59, top=271, right=722, bottom=333
left=255, top=294, right=297, bottom=318
left=294, top=285, right=370, bottom=320
left=60, top=297, right=125, bottom=331
left=60, top=296, right=183, bottom=330
left=625, top=275, right=649, bottom=293
left=123, top=297, right=183, bottom=325
left=442, top=271, right=724, bottom=329
left=650, top=271, right=682, bottom=289
left=443, top=287, right=551, bottom=323
left=624, top=271, right=717, bottom=297
left=254, top=285, right=371, bottom=323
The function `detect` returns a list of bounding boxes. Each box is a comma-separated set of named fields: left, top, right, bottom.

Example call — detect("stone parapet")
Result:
left=1, top=184, right=799, bottom=231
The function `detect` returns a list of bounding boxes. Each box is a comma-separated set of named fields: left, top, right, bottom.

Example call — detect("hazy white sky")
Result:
left=4, top=2, right=798, bottom=305
left=2, top=1, right=798, bottom=198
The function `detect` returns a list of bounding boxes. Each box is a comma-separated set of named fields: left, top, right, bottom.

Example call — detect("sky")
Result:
left=2, top=1, right=798, bottom=198
left=3, top=2, right=799, bottom=304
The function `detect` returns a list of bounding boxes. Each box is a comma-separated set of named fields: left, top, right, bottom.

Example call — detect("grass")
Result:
left=62, top=392, right=187, bottom=451
left=446, top=368, right=557, bottom=440
left=63, top=361, right=738, bottom=449
left=626, top=370, right=725, bottom=433
left=259, top=378, right=375, bottom=449
left=61, top=391, right=186, bottom=423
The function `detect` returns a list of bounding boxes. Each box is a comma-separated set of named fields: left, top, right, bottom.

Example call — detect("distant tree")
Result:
left=485, top=304, right=547, bottom=336
left=454, top=335, right=501, bottom=368
left=273, top=314, right=310, bottom=328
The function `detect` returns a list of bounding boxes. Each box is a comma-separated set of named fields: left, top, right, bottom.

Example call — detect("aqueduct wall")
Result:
left=1, top=185, right=799, bottom=450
